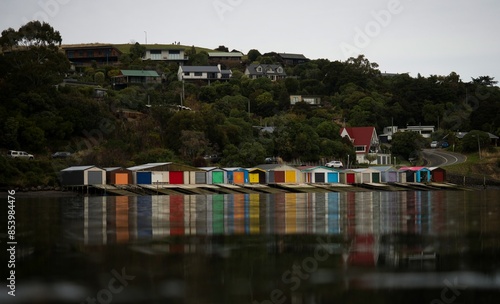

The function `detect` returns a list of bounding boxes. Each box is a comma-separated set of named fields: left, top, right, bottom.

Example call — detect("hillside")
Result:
left=446, top=148, right=500, bottom=184
left=2, top=22, right=500, bottom=188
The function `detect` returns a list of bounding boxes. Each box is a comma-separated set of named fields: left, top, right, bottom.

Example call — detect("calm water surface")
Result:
left=2, top=190, right=500, bottom=303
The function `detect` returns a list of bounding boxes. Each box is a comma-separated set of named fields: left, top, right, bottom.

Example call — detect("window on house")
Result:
left=277, top=67, right=283, bottom=73
left=150, top=50, right=162, bottom=60
left=355, top=146, right=366, bottom=152
left=184, top=72, right=190, bottom=76
left=256, top=66, right=262, bottom=73
left=194, top=72, right=203, bottom=76
left=168, top=50, right=181, bottom=60
left=87, top=51, right=93, bottom=57
left=67, top=51, right=74, bottom=58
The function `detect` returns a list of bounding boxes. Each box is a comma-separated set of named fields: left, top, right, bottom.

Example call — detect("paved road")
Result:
left=421, top=149, right=467, bottom=167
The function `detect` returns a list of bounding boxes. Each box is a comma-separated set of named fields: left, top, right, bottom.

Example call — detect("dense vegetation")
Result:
left=1, top=21, right=499, bottom=187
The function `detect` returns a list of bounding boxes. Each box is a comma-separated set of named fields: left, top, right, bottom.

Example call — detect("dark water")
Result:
left=2, top=190, right=500, bottom=303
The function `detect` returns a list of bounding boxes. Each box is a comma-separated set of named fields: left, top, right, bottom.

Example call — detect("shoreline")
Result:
left=3, top=182, right=500, bottom=198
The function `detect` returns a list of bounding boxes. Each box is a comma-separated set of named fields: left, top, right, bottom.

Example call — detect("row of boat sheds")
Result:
left=59, top=162, right=461, bottom=195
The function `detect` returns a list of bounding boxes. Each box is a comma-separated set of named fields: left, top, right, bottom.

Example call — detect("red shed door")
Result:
left=274, top=171, right=285, bottom=183
left=346, top=173, right=355, bottom=184
left=169, top=171, right=184, bottom=184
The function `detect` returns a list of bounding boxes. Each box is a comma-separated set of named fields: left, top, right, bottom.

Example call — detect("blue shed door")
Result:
left=327, top=172, right=339, bottom=183
left=137, top=172, right=152, bottom=184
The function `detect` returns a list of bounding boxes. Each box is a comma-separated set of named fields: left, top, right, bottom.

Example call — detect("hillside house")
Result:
left=112, top=70, right=161, bottom=89
left=62, top=44, right=122, bottom=69
left=143, top=47, right=188, bottom=64
left=340, top=127, right=390, bottom=165
left=245, top=64, right=286, bottom=81
left=208, top=51, right=243, bottom=63
left=178, top=65, right=232, bottom=83
left=278, top=53, right=309, bottom=66
left=290, top=95, right=321, bottom=105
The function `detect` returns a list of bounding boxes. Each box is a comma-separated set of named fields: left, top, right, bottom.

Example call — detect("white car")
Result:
left=430, top=141, right=438, bottom=148
left=325, top=160, right=343, bottom=168
left=7, top=150, right=34, bottom=160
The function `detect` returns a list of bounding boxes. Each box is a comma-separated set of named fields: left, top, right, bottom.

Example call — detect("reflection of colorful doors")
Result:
left=170, top=196, right=184, bottom=235
left=327, top=192, right=340, bottom=233
left=137, top=196, right=152, bottom=239
left=115, top=196, right=129, bottom=243
left=212, top=195, right=224, bottom=234
left=212, top=171, right=224, bottom=184
left=249, top=194, right=259, bottom=234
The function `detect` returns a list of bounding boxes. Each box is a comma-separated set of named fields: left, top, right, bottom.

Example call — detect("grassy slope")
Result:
left=114, top=43, right=214, bottom=54
left=445, top=147, right=500, bottom=181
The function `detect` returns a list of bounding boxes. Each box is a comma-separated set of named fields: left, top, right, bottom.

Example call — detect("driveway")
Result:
left=421, top=149, right=467, bottom=167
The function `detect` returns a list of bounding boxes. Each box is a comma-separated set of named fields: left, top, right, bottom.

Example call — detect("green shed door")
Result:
left=212, top=171, right=224, bottom=184
left=372, top=172, right=380, bottom=183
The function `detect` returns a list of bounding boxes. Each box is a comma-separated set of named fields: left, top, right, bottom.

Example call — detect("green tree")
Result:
left=129, top=42, right=146, bottom=60
left=247, top=49, right=261, bottom=62
left=0, top=21, right=69, bottom=91
left=461, top=130, right=490, bottom=153
left=94, top=71, right=105, bottom=85
left=391, top=131, right=425, bottom=160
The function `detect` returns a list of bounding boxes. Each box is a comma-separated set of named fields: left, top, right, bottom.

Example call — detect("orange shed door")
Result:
left=115, top=173, right=129, bottom=185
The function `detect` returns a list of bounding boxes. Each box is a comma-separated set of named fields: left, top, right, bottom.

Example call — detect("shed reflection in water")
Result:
left=5, top=190, right=500, bottom=303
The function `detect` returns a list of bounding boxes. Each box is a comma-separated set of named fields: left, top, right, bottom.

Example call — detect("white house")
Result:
left=178, top=65, right=232, bottom=82
left=143, top=48, right=188, bottom=64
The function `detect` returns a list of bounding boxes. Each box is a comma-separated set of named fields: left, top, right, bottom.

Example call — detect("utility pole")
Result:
left=144, top=31, right=147, bottom=45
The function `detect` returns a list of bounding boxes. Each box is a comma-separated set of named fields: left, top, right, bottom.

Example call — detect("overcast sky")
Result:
left=2, top=0, right=499, bottom=82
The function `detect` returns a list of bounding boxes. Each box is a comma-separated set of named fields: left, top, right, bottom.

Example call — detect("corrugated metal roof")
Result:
left=127, top=162, right=172, bottom=171
left=278, top=53, right=308, bottom=60
left=180, top=66, right=220, bottom=73
left=61, top=165, right=98, bottom=171
left=120, top=70, right=159, bottom=77
left=199, top=166, right=225, bottom=171
left=208, top=52, right=243, bottom=57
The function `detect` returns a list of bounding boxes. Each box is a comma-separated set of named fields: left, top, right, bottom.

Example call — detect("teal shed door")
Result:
left=212, top=171, right=224, bottom=184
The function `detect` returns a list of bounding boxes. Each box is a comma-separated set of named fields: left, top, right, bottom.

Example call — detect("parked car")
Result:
left=7, top=150, right=34, bottom=160
left=441, top=141, right=449, bottom=148
left=265, top=157, right=278, bottom=164
left=52, top=151, right=72, bottom=159
left=325, top=160, right=343, bottom=168
left=430, top=141, right=439, bottom=148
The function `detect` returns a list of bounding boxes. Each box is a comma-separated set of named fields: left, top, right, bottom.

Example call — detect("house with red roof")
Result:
left=340, top=127, right=385, bottom=165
